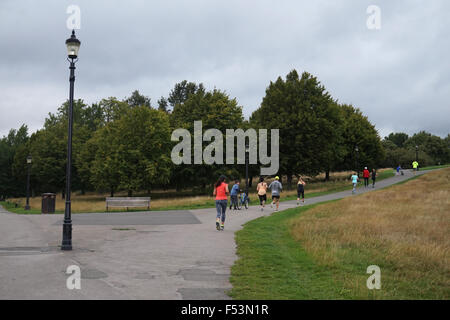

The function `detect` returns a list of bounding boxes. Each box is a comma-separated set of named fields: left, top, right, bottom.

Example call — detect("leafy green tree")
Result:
left=170, top=88, right=244, bottom=189
left=338, top=104, right=384, bottom=172
left=404, top=131, right=450, bottom=165
left=157, top=96, right=169, bottom=113
left=385, top=132, right=409, bottom=148
left=99, top=97, right=130, bottom=123
left=88, top=106, right=172, bottom=196
left=167, top=80, right=205, bottom=109
left=251, top=70, right=342, bottom=187
left=125, top=90, right=151, bottom=108
left=0, top=125, right=29, bottom=198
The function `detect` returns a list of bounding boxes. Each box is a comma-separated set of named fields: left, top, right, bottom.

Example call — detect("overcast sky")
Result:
left=1, top=0, right=449, bottom=138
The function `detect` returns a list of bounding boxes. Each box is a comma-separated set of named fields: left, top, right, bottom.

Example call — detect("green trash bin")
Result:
left=41, top=193, right=56, bottom=214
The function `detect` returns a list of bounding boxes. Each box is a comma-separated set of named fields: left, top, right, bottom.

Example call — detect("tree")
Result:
left=338, top=104, right=384, bottom=171
left=167, top=80, right=205, bottom=109
left=125, top=90, right=151, bottom=108
left=157, top=96, right=169, bottom=113
left=0, top=125, right=29, bottom=198
left=170, top=88, right=244, bottom=189
left=87, top=106, right=172, bottom=196
left=250, top=70, right=342, bottom=187
left=385, top=132, right=409, bottom=148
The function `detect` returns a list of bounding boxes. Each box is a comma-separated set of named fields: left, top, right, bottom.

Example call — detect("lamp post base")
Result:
left=24, top=205, right=30, bottom=210
left=61, top=222, right=72, bottom=251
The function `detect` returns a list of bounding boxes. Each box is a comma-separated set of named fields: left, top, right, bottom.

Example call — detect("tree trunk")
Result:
left=128, top=190, right=132, bottom=197
left=110, top=187, right=114, bottom=197
left=287, top=174, right=292, bottom=190
left=249, top=176, right=253, bottom=188
left=62, top=190, right=65, bottom=199
left=325, top=169, right=330, bottom=181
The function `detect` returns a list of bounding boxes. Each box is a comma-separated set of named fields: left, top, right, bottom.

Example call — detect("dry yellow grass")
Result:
left=290, top=168, right=450, bottom=299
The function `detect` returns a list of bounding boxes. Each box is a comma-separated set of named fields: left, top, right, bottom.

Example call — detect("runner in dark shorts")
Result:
left=296, top=176, right=306, bottom=205
left=256, top=177, right=268, bottom=211
left=258, top=194, right=267, bottom=205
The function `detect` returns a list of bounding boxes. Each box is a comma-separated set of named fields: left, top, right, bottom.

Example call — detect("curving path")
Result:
left=0, top=169, right=427, bottom=299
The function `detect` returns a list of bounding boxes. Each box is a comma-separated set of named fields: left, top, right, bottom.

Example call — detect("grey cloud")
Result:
left=1, top=0, right=449, bottom=138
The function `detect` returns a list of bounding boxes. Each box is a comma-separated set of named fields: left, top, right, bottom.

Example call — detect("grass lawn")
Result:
left=229, top=168, right=450, bottom=299
left=3, top=169, right=394, bottom=214
left=419, top=164, right=450, bottom=170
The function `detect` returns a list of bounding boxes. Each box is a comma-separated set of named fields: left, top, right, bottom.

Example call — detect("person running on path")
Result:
left=269, top=176, right=283, bottom=211
left=412, top=160, right=419, bottom=175
left=351, top=172, right=359, bottom=194
left=229, top=180, right=240, bottom=210
left=363, top=167, right=370, bottom=188
left=371, top=168, right=377, bottom=188
left=256, top=177, right=268, bottom=211
left=213, top=175, right=229, bottom=231
left=296, top=176, right=306, bottom=205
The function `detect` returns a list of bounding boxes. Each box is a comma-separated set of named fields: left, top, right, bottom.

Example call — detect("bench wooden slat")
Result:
left=106, top=197, right=150, bottom=211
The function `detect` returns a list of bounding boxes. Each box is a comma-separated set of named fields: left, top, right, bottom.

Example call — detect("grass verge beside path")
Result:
left=230, top=168, right=450, bottom=299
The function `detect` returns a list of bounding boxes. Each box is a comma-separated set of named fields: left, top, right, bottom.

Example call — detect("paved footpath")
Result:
left=0, top=170, right=427, bottom=299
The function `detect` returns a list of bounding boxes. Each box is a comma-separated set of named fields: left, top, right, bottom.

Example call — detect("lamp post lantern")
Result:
left=25, top=155, right=32, bottom=210
left=61, top=30, right=81, bottom=251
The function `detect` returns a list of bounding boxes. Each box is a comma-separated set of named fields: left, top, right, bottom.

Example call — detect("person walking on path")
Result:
left=351, top=172, right=359, bottom=194
left=296, top=176, right=306, bottom=205
left=412, top=160, right=419, bottom=175
left=229, top=180, right=240, bottom=210
left=269, top=176, right=283, bottom=211
left=363, top=167, right=370, bottom=188
left=256, top=177, right=268, bottom=211
left=371, top=169, right=377, bottom=188
left=396, top=164, right=402, bottom=176
left=213, top=175, right=229, bottom=231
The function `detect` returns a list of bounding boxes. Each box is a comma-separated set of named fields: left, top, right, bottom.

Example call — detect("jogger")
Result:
left=256, top=177, right=268, bottom=211
left=363, top=167, right=370, bottom=188
left=371, top=169, right=377, bottom=188
left=213, top=175, right=229, bottom=231
left=296, top=176, right=306, bottom=205
left=351, top=172, right=359, bottom=194
left=269, top=176, right=283, bottom=211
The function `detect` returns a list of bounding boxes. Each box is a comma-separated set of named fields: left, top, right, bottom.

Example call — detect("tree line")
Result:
left=1, top=70, right=448, bottom=199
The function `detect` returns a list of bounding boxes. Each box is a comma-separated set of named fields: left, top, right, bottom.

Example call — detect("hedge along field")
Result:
left=230, top=168, right=449, bottom=299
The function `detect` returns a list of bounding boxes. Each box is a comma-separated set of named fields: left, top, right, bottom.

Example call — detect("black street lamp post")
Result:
left=245, top=143, right=249, bottom=196
left=25, top=155, right=32, bottom=210
left=61, top=30, right=81, bottom=251
left=355, top=145, right=359, bottom=176
left=415, top=145, right=419, bottom=162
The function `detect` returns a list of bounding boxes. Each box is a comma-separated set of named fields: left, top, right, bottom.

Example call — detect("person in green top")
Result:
left=412, top=161, right=419, bottom=175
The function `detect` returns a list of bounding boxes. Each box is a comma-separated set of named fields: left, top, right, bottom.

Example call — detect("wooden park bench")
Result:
left=105, top=197, right=150, bottom=211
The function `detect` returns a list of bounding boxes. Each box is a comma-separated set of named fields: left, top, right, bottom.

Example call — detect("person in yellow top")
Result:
left=412, top=160, right=419, bottom=175
left=256, top=177, right=268, bottom=211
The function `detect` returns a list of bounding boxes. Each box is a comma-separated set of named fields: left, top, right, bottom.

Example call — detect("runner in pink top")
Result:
left=213, top=175, right=229, bottom=231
